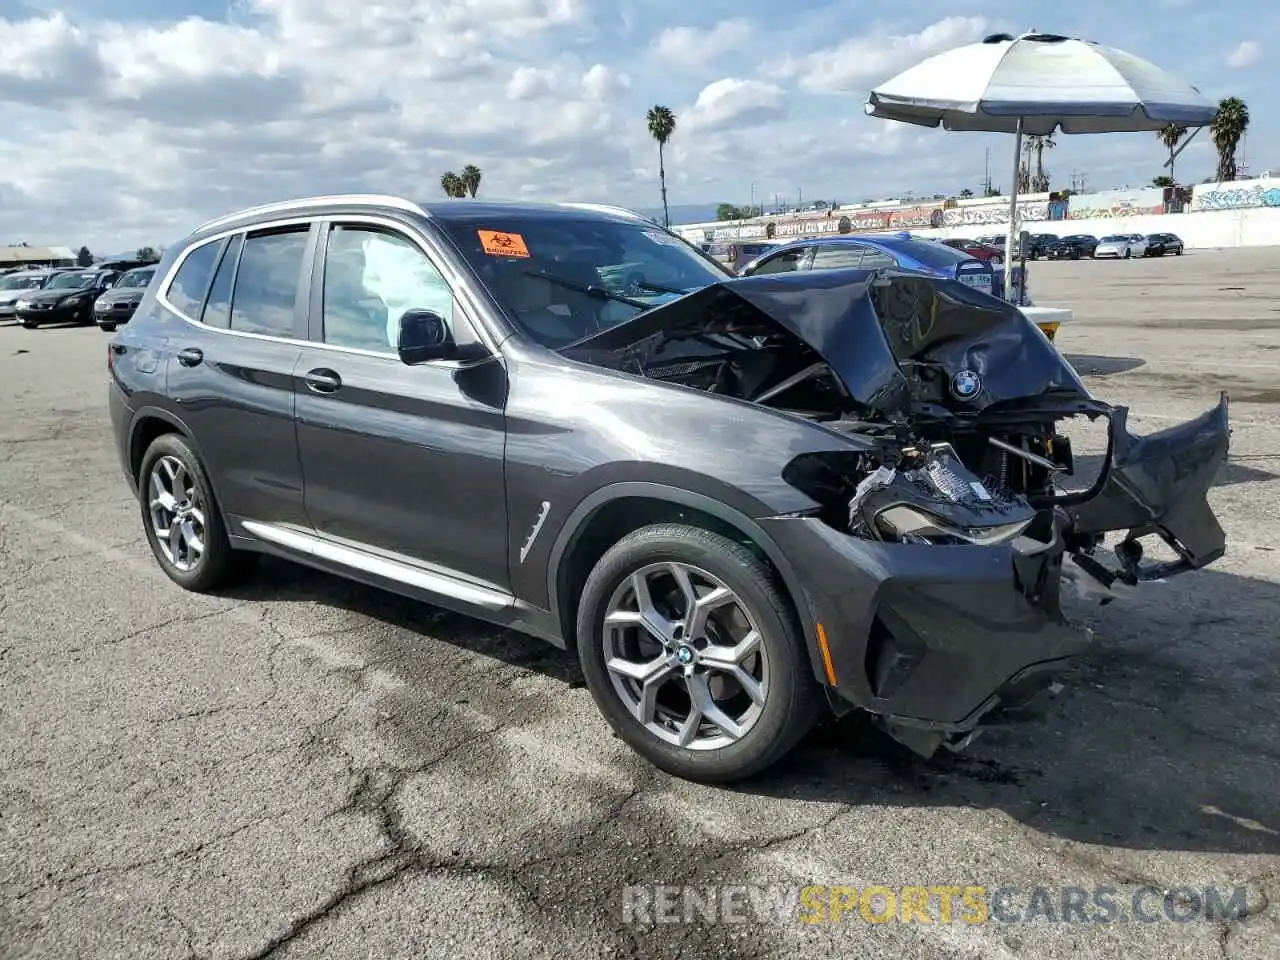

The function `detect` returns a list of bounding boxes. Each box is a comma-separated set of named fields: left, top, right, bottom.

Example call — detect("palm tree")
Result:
left=1210, top=98, right=1250, bottom=182
left=1156, top=123, right=1188, bottom=183
left=959, top=187, right=974, bottom=198
left=646, top=105, right=677, bottom=227
left=1026, top=134, right=1055, bottom=192
left=441, top=171, right=466, bottom=197
left=460, top=165, right=482, bottom=198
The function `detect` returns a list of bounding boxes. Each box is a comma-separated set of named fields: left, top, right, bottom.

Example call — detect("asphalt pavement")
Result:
left=2, top=247, right=1278, bottom=959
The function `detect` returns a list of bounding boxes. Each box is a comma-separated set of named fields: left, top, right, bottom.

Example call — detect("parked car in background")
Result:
left=16, top=269, right=119, bottom=328
left=705, top=240, right=777, bottom=272
left=0, top=269, right=61, bottom=322
left=94, top=265, right=158, bottom=331
left=1093, top=234, right=1148, bottom=259
left=739, top=233, right=1036, bottom=312
left=1046, top=235, right=1099, bottom=259
left=940, top=237, right=1005, bottom=264
left=1145, top=233, right=1184, bottom=257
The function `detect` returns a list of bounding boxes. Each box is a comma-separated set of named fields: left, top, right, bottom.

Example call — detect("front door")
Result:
left=294, top=220, right=510, bottom=591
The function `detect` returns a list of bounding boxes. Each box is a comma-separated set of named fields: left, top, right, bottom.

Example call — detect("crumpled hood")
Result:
left=564, top=269, right=1089, bottom=416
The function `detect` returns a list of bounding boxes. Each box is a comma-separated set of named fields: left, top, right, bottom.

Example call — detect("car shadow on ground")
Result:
left=224, top=556, right=1280, bottom=857
left=1065, top=353, right=1146, bottom=376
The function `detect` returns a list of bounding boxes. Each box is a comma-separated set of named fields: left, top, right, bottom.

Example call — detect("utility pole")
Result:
left=797, top=187, right=803, bottom=209
left=749, top=182, right=755, bottom=216
left=983, top=147, right=991, bottom=195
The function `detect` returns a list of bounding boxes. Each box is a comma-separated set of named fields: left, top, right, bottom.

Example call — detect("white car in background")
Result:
left=1094, top=234, right=1148, bottom=259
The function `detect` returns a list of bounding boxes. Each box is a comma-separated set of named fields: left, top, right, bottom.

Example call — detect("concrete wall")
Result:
left=1190, top=177, right=1280, bottom=212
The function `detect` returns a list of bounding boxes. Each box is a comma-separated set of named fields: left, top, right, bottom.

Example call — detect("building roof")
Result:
left=0, top=245, right=75, bottom=265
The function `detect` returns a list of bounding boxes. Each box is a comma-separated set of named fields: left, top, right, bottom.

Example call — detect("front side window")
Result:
left=229, top=228, right=308, bottom=338
left=165, top=241, right=221, bottom=318
left=322, top=225, right=454, bottom=352
left=749, top=247, right=810, bottom=275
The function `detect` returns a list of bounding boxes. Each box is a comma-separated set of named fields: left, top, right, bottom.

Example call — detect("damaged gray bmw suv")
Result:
left=107, top=196, right=1229, bottom=783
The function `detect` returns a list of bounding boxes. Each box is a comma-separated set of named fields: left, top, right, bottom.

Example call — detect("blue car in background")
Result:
left=738, top=233, right=1027, bottom=305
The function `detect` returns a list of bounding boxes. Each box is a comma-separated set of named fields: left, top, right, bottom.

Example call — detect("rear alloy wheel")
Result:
left=139, top=433, right=254, bottom=591
left=577, top=524, right=820, bottom=783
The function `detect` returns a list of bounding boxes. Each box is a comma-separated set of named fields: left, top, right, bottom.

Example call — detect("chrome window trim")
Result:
left=155, top=212, right=503, bottom=368
left=194, top=194, right=429, bottom=235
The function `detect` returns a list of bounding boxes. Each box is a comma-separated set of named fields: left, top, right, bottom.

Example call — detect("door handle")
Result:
left=176, top=347, right=203, bottom=367
left=303, top=368, right=342, bottom=393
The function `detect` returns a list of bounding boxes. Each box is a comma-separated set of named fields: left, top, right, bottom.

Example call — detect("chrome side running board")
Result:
left=241, top=521, right=514, bottom=609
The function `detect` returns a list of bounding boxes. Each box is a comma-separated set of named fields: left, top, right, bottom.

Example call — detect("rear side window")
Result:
left=894, top=240, right=971, bottom=269
left=811, top=246, right=866, bottom=270
left=165, top=241, right=220, bottom=318
left=201, top=235, right=243, bottom=329
left=229, top=228, right=309, bottom=338
left=858, top=249, right=897, bottom=270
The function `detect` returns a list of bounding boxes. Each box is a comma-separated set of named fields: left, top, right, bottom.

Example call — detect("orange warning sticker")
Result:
left=478, top=229, right=530, bottom=258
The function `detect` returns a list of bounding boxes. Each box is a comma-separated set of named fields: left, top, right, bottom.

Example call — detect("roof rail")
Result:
left=194, top=194, right=427, bottom=234
left=557, top=202, right=653, bottom=223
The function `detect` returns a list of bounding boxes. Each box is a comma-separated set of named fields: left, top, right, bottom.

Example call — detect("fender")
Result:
left=545, top=480, right=832, bottom=686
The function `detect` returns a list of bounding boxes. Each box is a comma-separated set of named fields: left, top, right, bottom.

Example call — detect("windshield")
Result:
left=47, top=272, right=98, bottom=289
left=1100, top=235, right=1127, bottom=243
left=894, top=240, right=975, bottom=269
left=117, top=268, right=155, bottom=288
left=0, top=274, right=45, bottom=290
left=436, top=213, right=731, bottom=348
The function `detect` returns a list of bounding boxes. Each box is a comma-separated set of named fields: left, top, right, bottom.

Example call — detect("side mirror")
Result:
left=397, top=309, right=455, bottom=364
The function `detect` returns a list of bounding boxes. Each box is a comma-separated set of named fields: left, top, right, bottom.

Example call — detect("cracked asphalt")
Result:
left=2, top=247, right=1279, bottom=959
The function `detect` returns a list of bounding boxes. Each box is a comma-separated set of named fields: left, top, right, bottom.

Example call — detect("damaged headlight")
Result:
left=851, top=444, right=1035, bottom=546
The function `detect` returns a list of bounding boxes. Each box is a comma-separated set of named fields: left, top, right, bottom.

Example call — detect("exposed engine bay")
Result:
left=564, top=269, right=1230, bottom=596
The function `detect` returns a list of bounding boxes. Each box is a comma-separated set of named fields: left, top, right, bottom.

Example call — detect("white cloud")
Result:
left=0, top=4, right=1256, bottom=249
left=682, top=78, right=787, bottom=133
left=651, top=19, right=753, bottom=67
left=1226, top=40, right=1260, bottom=68
left=774, top=16, right=989, bottom=93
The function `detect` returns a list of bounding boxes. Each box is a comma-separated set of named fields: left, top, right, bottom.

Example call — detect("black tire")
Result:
left=21, top=319, right=37, bottom=329
left=1175, top=247, right=1183, bottom=256
left=576, top=523, right=821, bottom=783
left=1124, top=249, right=1131, bottom=259
left=138, top=432, right=256, bottom=592
left=99, top=322, right=117, bottom=332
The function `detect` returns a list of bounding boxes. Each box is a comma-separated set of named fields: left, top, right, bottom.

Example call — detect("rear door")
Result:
left=161, top=223, right=314, bottom=529
left=293, top=219, right=510, bottom=591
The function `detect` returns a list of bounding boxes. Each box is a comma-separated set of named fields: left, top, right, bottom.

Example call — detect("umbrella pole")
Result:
left=1004, top=117, right=1023, bottom=303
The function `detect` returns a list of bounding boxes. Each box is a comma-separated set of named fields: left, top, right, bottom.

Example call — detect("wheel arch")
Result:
left=127, top=406, right=203, bottom=483
left=547, top=482, right=829, bottom=685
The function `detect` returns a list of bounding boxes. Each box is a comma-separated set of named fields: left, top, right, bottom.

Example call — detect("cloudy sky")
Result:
left=0, top=0, right=1273, bottom=251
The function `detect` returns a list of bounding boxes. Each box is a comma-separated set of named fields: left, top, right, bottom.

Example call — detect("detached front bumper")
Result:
left=759, top=512, right=1092, bottom=756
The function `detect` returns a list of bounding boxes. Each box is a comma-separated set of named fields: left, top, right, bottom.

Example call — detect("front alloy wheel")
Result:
left=577, top=524, right=820, bottom=783
left=603, top=562, right=768, bottom=749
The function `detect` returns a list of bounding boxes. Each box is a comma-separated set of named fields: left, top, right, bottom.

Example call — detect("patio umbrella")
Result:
left=865, top=31, right=1216, bottom=299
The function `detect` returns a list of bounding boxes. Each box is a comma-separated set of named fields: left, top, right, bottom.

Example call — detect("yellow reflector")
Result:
left=1038, top=322, right=1060, bottom=341
left=816, top=622, right=838, bottom=686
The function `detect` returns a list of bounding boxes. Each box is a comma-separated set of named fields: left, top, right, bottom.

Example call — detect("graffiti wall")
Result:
left=1067, top=188, right=1166, bottom=219
left=1191, top=177, right=1280, bottom=211
left=940, top=199, right=1054, bottom=227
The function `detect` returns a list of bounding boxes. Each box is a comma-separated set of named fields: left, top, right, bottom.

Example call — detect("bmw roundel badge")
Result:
left=950, top=369, right=982, bottom=400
